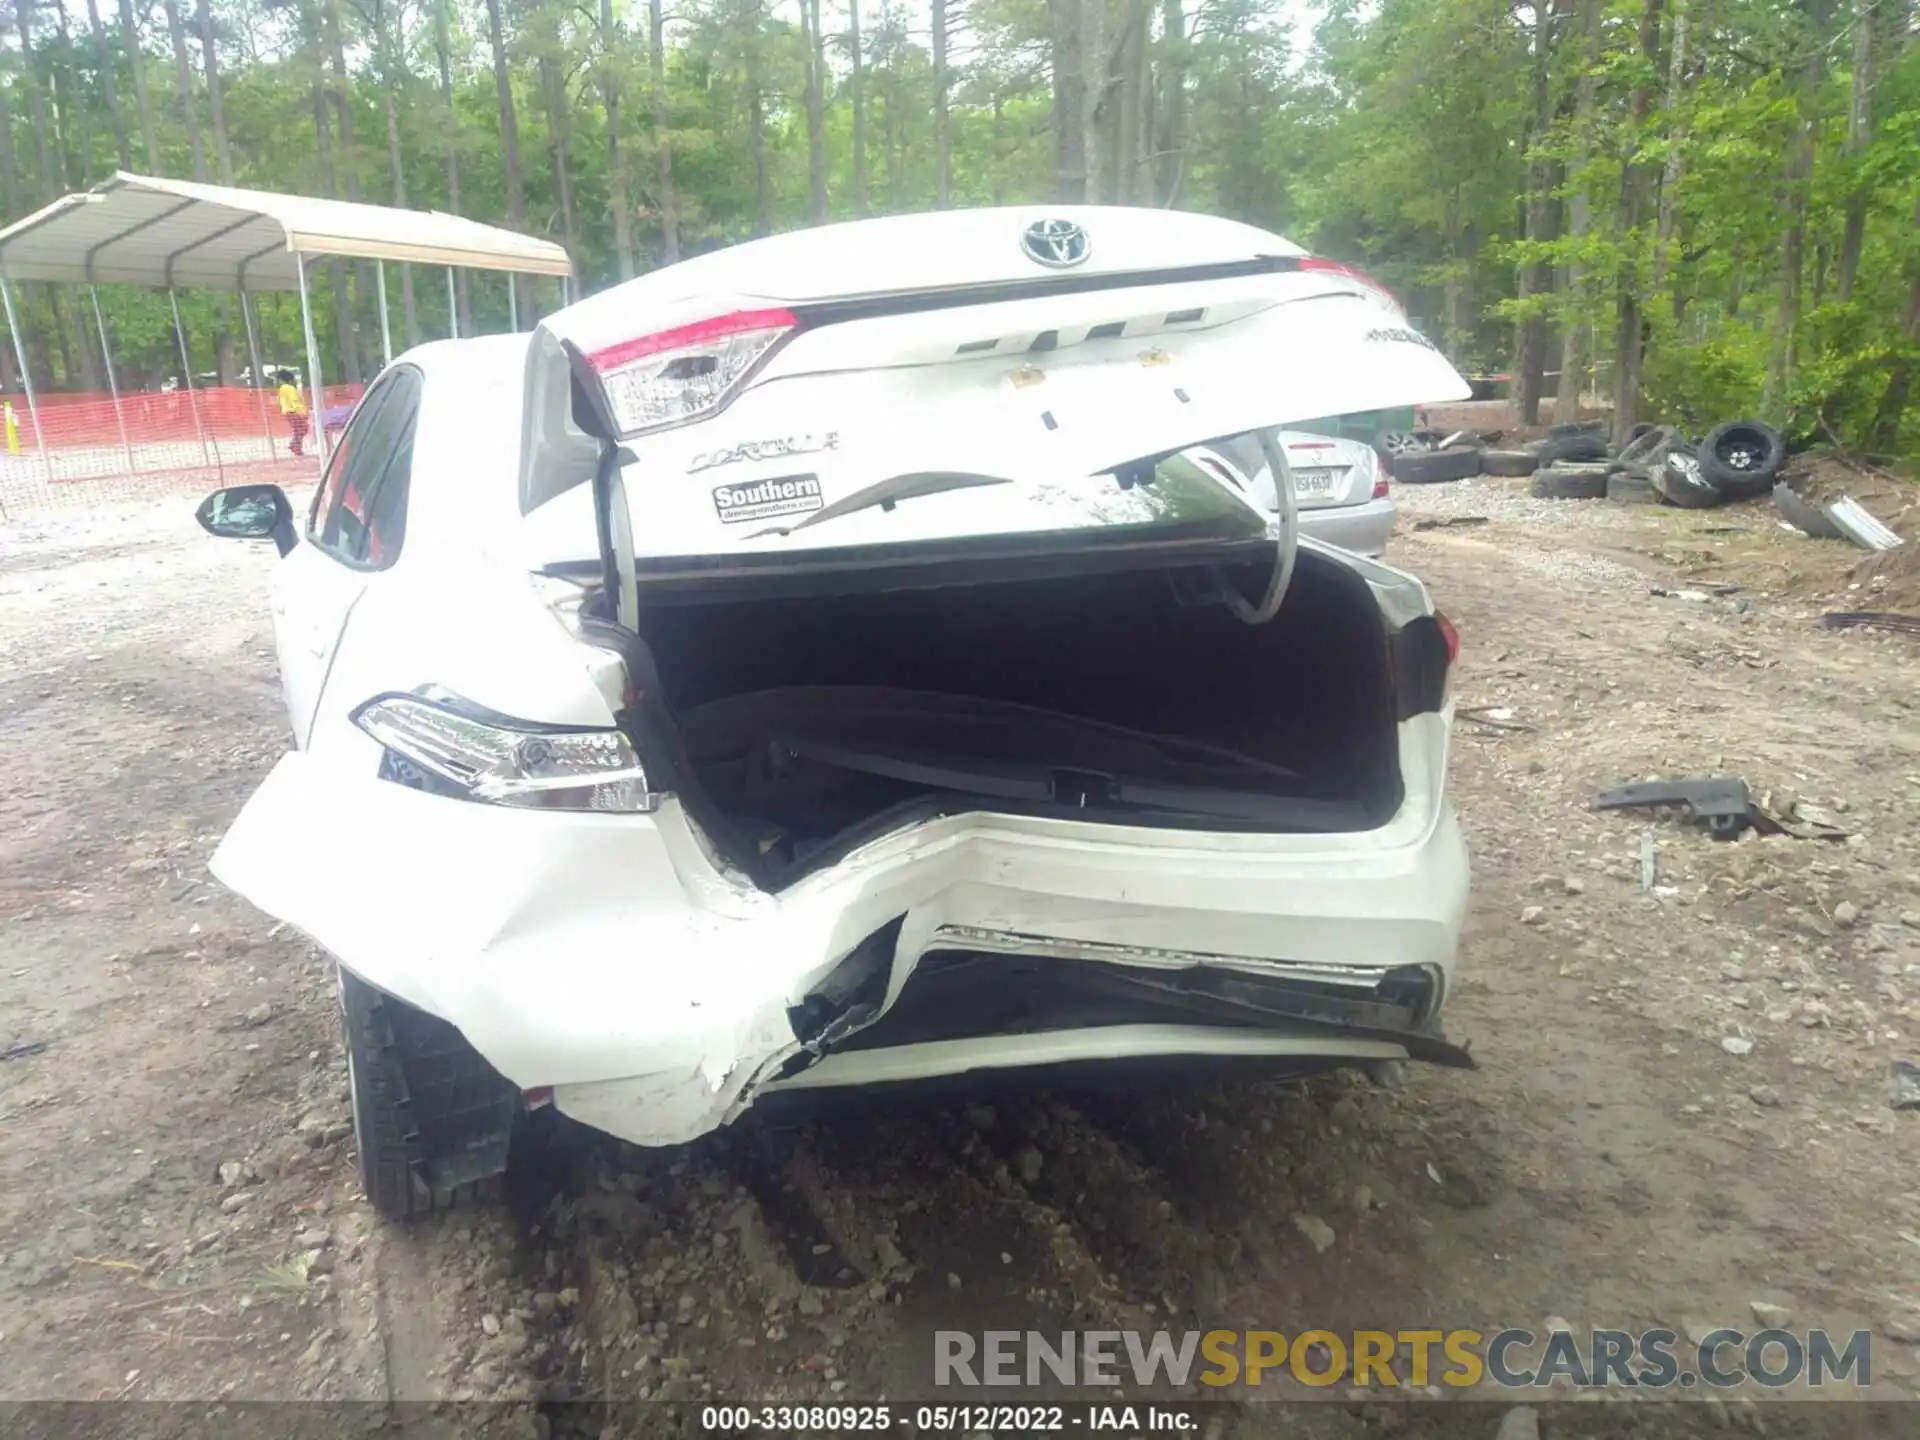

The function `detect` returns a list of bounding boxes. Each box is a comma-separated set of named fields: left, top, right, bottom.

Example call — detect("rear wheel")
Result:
left=339, top=966, right=522, bottom=1221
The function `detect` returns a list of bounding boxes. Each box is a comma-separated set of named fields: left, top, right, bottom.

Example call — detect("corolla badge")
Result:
left=1020, top=218, right=1091, bottom=269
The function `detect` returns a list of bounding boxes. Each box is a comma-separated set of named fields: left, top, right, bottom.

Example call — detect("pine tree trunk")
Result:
left=1156, top=0, right=1188, bottom=205
left=374, top=0, right=420, bottom=343
left=649, top=0, right=678, bottom=262
left=1047, top=0, right=1087, bottom=201
left=540, top=53, right=583, bottom=276
left=116, top=0, right=164, bottom=172
left=1835, top=0, right=1875, bottom=303
left=1762, top=0, right=1838, bottom=419
left=932, top=0, right=951, bottom=207
left=312, top=71, right=361, bottom=386
left=803, top=0, right=829, bottom=221
left=87, top=0, right=134, bottom=169
left=1608, top=0, right=1664, bottom=445
left=849, top=0, right=868, bottom=216
left=196, top=1, right=238, bottom=383
left=432, top=0, right=473, bottom=333
left=1510, top=0, right=1556, bottom=426
left=600, top=0, right=635, bottom=280
left=1555, top=0, right=1601, bottom=423
left=161, top=0, right=209, bottom=179
left=483, top=0, right=530, bottom=319
left=1650, top=1, right=1688, bottom=315
left=1865, top=184, right=1920, bottom=451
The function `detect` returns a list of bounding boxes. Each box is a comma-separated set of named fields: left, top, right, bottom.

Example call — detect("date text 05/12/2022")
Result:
left=698, top=1404, right=1198, bottom=1433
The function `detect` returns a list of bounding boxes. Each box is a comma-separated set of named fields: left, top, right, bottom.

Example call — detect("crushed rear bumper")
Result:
left=212, top=734, right=1467, bottom=1148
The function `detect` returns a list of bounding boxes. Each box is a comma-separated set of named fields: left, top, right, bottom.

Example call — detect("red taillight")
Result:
left=1371, top=476, right=1390, bottom=500
left=1435, top=612, right=1460, bottom=664
left=1299, top=256, right=1403, bottom=315
left=583, top=308, right=799, bottom=436
left=585, top=308, right=798, bottom=371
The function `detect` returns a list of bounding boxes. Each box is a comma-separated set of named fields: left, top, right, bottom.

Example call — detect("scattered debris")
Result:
left=1721, top=1036, right=1754, bottom=1057
left=1411, top=515, right=1490, bottom=531
left=1458, top=705, right=1534, bottom=731
left=1820, top=611, right=1920, bottom=637
left=1827, top=497, right=1904, bottom=552
left=1292, top=1214, right=1337, bottom=1254
left=1594, top=777, right=1753, bottom=840
left=1595, top=777, right=1850, bottom=842
left=1891, top=1061, right=1920, bottom=1112
left=1639, top=832, right=1657, bottom=892
left=1, top=1038, right=49, bottom=1062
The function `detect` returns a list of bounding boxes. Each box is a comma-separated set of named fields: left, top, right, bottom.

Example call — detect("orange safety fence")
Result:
left=0, top=382, right=366, bottom=512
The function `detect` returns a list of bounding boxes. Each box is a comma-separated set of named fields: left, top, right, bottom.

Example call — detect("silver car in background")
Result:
left=1211, top=430, right=1396, bottom=558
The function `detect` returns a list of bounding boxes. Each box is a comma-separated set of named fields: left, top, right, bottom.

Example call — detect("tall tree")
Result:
left=371, top=0, right=420, bottom=345
left=160, top=0, right=208, bottom=179
left=802, top=0, right=829, bottom=221
left=431, top=0, right=473, bottom=332
left=1834, top=0, right=1876, bottom=303
left=86, top=0, right=134, bottom=170
left=932, top=0, right=950, bottom=206
left=116, top=0, right=165, bottom=172
left=1555, top=0, right=1601, bottom=422
left=599, top=0, right=637, bottom=279
left=1509, top=0, right=1557, bottom=426
left=1046, top=0, right=1086, bottom=201
left=848, top=0, right=868, bottom=215
left=539, top=49, right=584, bottom=273
left=483, top=0, right=531, bottom=318
left=649, top=0, right=679, bottom=262
left=1607, top=0, right=1664, bottom=445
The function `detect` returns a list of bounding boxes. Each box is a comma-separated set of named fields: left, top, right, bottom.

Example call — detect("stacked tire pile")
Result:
left=1385, top=418, right=1790, bottom=510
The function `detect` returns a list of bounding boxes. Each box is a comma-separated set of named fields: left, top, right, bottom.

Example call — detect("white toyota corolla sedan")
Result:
left=195, top=206, right=1473, bottom=1219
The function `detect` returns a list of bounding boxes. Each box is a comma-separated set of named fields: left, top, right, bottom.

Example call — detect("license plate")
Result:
left=1292, top=467, right=1345, bottom=499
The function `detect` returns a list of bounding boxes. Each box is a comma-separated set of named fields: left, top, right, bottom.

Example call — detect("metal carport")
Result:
left=0, top=171, right=573, bottom=481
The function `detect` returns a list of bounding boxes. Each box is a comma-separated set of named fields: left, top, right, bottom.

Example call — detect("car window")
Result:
left=309, top=367, right=424, bottom=569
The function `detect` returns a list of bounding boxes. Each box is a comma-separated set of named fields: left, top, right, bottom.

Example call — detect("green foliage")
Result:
left=0, top=0, right=1914, bottom=456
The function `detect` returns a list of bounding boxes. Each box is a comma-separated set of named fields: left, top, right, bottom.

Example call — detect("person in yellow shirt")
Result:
left=276, top=369, right=310, bottom=457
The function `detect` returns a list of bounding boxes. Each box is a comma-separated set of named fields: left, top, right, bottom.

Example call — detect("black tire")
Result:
left=1479, top=449, right=1540, bottom=477
left=1531, top=465, right=1610, bottom=499
left=1652, top=453, right=1723, bottom=509
left=1617, top=424, right=1679, bottom=468
left=340, top=966, right=522, bottom=1222
left=1532, top=432, right=1611, bottom=464
left=1606, top=468, right=1659, bottom=504
left=1698, top=420, right=1786, bottom=498
left=1390, top=446, right=1482, bottom=485
left=1547, top=419, right=1608, bottom=439
left=1772, top=481, right=1844, bottom=540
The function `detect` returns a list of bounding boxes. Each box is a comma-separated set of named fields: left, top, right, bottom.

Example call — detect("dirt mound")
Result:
left=1850, top=542, right=1920, bottom=611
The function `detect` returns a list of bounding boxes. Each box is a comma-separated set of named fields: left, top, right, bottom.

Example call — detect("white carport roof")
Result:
left=0, top=172, right=572, bottom=291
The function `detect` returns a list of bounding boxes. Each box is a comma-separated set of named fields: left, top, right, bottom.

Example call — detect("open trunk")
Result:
left=637, top=545, right=1409, bottom=886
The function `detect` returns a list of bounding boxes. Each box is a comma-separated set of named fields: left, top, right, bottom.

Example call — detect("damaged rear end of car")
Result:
left=211, top=208, right=1475, bottom=1186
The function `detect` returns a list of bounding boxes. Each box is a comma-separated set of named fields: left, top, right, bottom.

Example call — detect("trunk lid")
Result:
left=519, top=209, right=1467, bottom=582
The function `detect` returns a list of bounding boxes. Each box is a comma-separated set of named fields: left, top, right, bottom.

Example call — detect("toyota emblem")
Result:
left=1020, top=218, right=1091, bottom=269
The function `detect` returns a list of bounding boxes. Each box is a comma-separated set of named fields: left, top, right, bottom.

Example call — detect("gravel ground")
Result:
left=3, top=478, right=1918, bottom=1439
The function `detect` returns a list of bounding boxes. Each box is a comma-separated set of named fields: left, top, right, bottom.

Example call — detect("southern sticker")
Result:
left=712, top=475, right=825, bottom=524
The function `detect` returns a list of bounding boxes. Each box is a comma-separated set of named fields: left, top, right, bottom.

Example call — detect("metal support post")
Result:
left=89, top=285, right=137, bottom=475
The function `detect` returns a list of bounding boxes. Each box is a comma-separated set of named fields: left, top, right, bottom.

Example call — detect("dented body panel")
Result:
left=205, top=207, right=1477, bottom=1153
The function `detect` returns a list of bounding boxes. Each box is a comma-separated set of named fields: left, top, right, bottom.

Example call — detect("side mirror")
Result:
left=195, top=484, right=296, bottom=557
